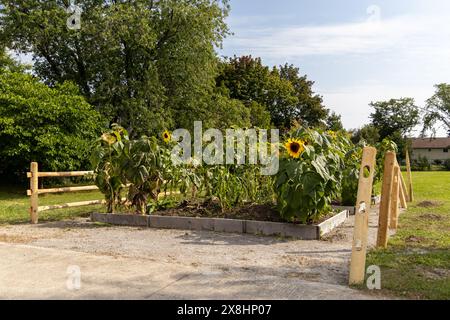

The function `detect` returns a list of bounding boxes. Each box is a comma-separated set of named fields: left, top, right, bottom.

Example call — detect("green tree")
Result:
left=0, top=47, right=26, bottom=72
left=351, top=124, right=380, bottom=146
left=217, top=56, right=298, bottom=129
left=263, top=67, right=299, bottom=129
left=370, top=98, right=419, bottom=159
left=278, top=64, right=328, bottom=128
left=208, top=93, right=251, bottom=129
left=0, top=70, right=104, bottom=177
left=0, top=0, right=230, bottom=136
left=370, top=98, right=420, bottom=139
left=216, top=56, right=284, bottom=128
left=325, top=111, right=344, bottom=131
left=217, top=56, right=331, bottom=129
left=423, top=84, right=450, bottom=136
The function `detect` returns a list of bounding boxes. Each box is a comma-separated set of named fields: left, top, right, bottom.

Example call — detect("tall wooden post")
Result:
left=30, top=162, right=39, bottom=224
left=389, top=166, right=400, bottom=230
left=349, top=147, right=377, bottom=285
left=399, top=170, right=409, bottom=206
left=377, top=151, right=396, bottom=248
left=405, top=148, right=414, bottom=202
left=398, top=174, right=408, bottom=210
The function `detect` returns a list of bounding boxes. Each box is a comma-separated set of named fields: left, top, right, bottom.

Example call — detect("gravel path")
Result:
left=0, top=208, right=390, bottom=299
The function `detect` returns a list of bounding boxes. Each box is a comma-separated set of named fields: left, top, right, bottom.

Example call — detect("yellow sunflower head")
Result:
left=327, top=130, right=337, bottom=138
left=284, top=138, right=305, bottom=158
left=101, top=133, right=117, bottom=145
left=162, top=130, right=171, bottom=143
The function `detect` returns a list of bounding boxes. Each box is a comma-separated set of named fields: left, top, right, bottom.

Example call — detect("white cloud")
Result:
left=225, top=14, right=450, bottom=58
left=318, top=84, right=448, bottom=137
left=224, top=9, right=450, bottom=136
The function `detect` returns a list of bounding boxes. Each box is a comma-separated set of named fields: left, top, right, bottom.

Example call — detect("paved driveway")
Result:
left=0, top=211, right=387, bottom=299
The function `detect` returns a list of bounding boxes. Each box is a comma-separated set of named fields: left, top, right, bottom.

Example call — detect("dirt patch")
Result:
left=417, top=201, right=443, bottom=208
left=405, top=235, right=426, bottom=243
left=419, top=213, right=443, bottom=221
left=153, top=198, right=339, bottom=225
left=418, top=266, right=450, bottom=280
left=154, top=199, right=286, bottom=222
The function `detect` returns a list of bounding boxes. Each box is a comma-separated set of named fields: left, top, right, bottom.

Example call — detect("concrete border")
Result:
left=91, top=210, right=349, bottom=240
left=332, top=205, right=356, bottom=215
left=317, top=210, right=349, bottom=236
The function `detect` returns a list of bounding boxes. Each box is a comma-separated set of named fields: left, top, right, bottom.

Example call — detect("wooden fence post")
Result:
left=398, top=177, right=407, bottom=209
left=405, top=148, right=414, bottom=202
left=389, top=166, right=400, bottom=230
left=29, top=162, right=39, bottom=224
left=398, top=170, right=408, bottom=208
left=376, top=151, right=396, bottom=248
left=349, top=147, right=377, bottom=285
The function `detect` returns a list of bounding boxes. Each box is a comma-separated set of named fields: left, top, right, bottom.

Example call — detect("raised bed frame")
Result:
left=91, top=209, right=349, bottom=240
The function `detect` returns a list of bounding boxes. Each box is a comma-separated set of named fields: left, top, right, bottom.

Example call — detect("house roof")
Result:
left=411, top=137, right=450, bottom=149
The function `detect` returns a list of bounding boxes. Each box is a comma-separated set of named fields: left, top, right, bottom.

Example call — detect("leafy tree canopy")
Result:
left=423, top=83, right=450, bottom=136
left=369, top=98, right=419, bottom=159
left=350, top=124, right=380, bottom=146
left=325, top=111, right=343, bottom=131
left=217, top=56, right=329, bottom=129
left=278, top=63, right=328, bottom=128
left=0, top=47, right=27, bottom=73
left=0, top=0, right=231, bottom=136
left=370, top=98, right=420, bottom=139
left=0, top=70, right=104, bottom=177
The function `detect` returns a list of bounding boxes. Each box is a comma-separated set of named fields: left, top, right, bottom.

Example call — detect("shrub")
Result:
left=0, top=70, right=104, bottom=178
left=412, top=155, right=431, bottom=171
left=444, top=159, right=450, bottom=171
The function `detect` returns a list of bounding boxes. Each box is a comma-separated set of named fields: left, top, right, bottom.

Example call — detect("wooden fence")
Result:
left=349, top=148, right=413, bottom=285
left=27, top=162, right=103, bottom=224
left=27, top=162, right=179, bottom=224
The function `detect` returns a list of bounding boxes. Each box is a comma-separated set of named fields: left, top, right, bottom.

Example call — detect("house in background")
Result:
left=410, top=137, right=450, bottom=162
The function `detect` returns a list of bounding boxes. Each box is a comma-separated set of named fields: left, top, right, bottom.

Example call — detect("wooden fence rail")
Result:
left=27, top=162, right=102, bottom=224
left=26, top=162, right=177, bottom=224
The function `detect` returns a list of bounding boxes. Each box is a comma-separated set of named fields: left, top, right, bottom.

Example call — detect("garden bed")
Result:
left=91, top=208, right=349, bottom=240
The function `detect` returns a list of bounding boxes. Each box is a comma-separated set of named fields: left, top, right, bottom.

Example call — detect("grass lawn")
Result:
left=365, top=171, right=450, bottom=300
left=0, top=185, right=105, bottom=225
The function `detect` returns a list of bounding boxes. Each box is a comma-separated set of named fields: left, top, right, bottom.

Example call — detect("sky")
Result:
left=220, top=0, right=450, bottom=136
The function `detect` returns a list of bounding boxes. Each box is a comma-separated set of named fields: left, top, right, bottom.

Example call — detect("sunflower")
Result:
left=327, top=130, right=337, bottom=138
left=162, top=130, right=171, bottom=143
left=101, top=133, right=116, bottom=145
left=284, top=138, right=305, bottom=158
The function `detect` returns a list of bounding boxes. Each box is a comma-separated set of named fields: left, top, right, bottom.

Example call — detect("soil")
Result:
left=417, top=200, right=443, bottom=208
left=152, top=198, right=339, bottom=225
left=422, top=267, right=450, bottom=280
left=405, top=235, right=426, bottom=243
left=419, top=213, right=443, bottom=221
